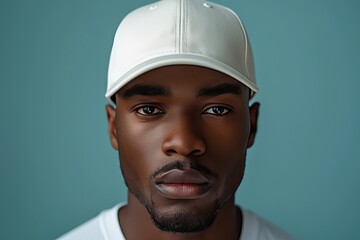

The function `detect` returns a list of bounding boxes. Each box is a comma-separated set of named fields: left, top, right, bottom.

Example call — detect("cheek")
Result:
left=116, top=113, right=165, bottom=189
left=205, top=111, right=250, bottom=159
left=204, top=113, right=250, bottom=196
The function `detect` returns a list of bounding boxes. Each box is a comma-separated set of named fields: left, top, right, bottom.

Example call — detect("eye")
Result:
left=136, top=106, right=163, bottom=116
left=203, top=106, right=230, bottom=115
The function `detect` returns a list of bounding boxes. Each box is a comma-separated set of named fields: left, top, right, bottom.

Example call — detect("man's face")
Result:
left=106, top=65, right=259, bottom=233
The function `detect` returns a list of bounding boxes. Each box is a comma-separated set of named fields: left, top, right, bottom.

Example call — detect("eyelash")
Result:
left=135, top=105, right=164, bottom=116
left=202, top=106, right=231, bottom=115
left=134, top=105, right=231, bottom=116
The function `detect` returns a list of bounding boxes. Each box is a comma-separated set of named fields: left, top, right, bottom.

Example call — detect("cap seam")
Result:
left=184, top=0, right=188, bottom=53
left=176, top=0, right=179, bottom=53
left=179, top=0, right=184, bottom=53
left=224, top=6, right=252, bottom=79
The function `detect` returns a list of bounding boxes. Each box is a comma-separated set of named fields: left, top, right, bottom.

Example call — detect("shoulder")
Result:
left=240, top=208, right=293, bottom=240
left=56, top=203, right=126, bottom=240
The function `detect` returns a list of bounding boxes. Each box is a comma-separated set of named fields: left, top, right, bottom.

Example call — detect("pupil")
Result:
left=213, top=107, right=222, bottom=114
left=144, top=107, right=154, bottom=114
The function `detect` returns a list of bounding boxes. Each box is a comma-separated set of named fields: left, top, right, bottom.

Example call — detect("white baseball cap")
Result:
left=106, top=0, right=258, bottom=103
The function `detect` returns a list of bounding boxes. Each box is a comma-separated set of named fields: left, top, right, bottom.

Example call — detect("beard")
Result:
left=123, top=164, right=225, bottom=233
left=125, top=180, right=222, bottom=233
left=121, top=160, right=241, bottom=233
left=146, top=197, right=222, bottom=233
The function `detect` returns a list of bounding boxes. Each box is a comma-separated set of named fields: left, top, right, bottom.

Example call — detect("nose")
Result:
left=162, top=115, right=206, bottom=157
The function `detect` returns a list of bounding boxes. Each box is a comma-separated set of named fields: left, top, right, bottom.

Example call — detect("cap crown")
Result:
left=106, top=0, right=258, bottom=101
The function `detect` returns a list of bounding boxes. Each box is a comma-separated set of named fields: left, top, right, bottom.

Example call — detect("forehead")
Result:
left=118, top=65, right=249, bottom=95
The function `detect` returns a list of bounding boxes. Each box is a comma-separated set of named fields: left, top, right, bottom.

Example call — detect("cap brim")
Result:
left=106, top=53, right=259, bottom=104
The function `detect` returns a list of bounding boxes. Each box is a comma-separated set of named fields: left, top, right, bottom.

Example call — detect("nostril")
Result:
left=166, top=149, right=177, bottom=155
left=189, top=149, right=204, bottom=157
left=162, top=137, right=206, bottom=157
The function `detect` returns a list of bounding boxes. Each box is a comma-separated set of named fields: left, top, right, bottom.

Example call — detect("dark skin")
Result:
left=106, top=65, right=259, bottom=240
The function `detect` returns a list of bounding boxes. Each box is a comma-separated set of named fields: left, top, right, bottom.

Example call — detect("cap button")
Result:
left=150, top=4, right=158, bottom=10
left=203, top=2, right=213, bottom=8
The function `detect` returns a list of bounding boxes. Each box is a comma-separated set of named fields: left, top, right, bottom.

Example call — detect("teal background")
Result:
left=1, top=0, right=359, bottom=239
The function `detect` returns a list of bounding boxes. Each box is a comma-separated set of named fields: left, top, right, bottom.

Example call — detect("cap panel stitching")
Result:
left=175, top=0, right=179, bottom=53
left=184, top=0, right=188, bottom=53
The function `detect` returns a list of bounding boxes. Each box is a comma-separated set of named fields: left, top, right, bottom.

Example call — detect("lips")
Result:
left=154, top=169, right=211, bottom=199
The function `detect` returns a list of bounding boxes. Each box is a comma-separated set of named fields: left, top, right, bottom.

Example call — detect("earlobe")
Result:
left=247, top=102, right=260, bottom=148
left=105, top=104, right=119, bottom=150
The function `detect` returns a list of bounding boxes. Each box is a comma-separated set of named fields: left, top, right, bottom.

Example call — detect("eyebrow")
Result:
left=122, top=84, right=171, bottom=99
left=197, top=83, right=242, bottom=97
left=121, top=82, right=242, bottom=99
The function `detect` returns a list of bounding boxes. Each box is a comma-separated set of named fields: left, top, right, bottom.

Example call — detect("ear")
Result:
left=247, top=102, right=260, bottom=148
left=105, top=104, right=119, bottom=150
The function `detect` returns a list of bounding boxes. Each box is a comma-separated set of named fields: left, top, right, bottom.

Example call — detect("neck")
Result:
left=118, top=192, right=242, bottom=240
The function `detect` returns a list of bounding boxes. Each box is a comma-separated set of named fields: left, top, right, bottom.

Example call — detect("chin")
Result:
left=146, top=198, right=221, bottom=233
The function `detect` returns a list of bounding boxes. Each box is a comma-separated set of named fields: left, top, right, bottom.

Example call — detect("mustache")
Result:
left=151, top=160, right=218, bottom=180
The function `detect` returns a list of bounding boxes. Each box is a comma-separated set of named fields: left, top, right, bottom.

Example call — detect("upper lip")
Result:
left=154, top=169, right=210, bottom=185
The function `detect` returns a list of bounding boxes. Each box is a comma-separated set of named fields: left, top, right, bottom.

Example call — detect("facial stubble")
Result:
left=121, top=160, right=244, bottom=233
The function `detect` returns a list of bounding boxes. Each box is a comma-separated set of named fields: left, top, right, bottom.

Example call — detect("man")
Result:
left=58, top=0, right=292, bottom=239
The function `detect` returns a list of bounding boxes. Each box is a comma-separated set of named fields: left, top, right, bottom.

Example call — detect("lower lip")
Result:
left=155, top=183, right=210, bottom=200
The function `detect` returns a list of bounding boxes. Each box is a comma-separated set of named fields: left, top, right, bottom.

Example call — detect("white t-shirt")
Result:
left=57, top=203, right=292, bottom=240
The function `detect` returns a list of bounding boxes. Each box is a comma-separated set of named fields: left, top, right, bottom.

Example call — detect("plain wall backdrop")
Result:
left=1, top=0, right=359, bottom=239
